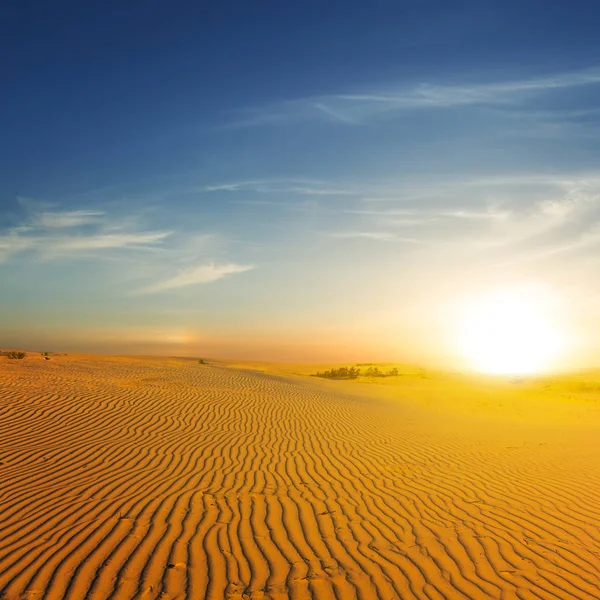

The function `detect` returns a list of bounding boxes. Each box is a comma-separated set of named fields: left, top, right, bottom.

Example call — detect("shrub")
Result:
left=364, top=366, right=401, bottom=377
left=313, top=365, right=401, bottom=380
left=6, top=351, right=26, bottom=360
left=198, top=359, right=206, bottom=365
left=313, top=366, right=361, bottom=379
left=365, top=366, right=382, bottom=377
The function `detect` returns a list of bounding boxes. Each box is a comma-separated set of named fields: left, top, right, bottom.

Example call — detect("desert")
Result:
left=1, top=354, right=598, bottom=599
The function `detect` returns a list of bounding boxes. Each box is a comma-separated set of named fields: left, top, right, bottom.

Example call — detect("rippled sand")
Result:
left=0, top=354, right=599, bottom=599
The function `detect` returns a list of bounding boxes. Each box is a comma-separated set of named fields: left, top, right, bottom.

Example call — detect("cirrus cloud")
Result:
left=138, top=263, right=255, bottom=294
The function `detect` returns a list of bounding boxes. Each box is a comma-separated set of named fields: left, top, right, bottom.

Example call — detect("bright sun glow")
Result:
left=459, top=286, right=565, bottom=375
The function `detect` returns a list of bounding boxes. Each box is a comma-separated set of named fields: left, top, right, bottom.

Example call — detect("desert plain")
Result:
left=0, top=354, right=599, bottom=600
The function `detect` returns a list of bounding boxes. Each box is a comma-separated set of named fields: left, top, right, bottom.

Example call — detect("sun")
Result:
left=459, top=286, right=565, bottom=375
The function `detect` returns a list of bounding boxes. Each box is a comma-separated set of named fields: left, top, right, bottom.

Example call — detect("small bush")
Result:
left=313, top=366, right=361, bottom=379
left=6, top=351, right=26, bottom=360
left=365, top=366, right=382, bottom=377
left=365, top=366, right=400, bottom=377
left=313, top=365, right=401, bottom=380
left=198, top=359, right=206, bottom=365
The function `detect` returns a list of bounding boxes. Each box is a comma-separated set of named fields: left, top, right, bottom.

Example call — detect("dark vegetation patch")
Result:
left=313, top=366, right=400, bottom=380
left=3, top=351, right=26, bottom=360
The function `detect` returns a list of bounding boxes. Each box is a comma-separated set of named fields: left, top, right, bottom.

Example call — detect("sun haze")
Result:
left=1, top=2, right=600, bottom=599
left=458, top=284, right=568, bottom=374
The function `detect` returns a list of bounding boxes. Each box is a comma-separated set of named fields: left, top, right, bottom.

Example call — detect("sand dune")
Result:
left=0, top=355, right=599, bottom=599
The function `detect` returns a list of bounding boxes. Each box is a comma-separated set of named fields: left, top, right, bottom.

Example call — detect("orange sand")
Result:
left=0, top=354, right=598, bottom=599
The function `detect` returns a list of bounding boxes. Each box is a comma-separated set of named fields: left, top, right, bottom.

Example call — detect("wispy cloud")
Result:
left=329, top=231, right=425, bottom=244
left=282, top=172, right=600, bottom=268
left=336, top=68, right=600, bottom=107
left=341, top=207, right=509, bottom=220
left=203, top=179, right=353, bottom=196
left=47, top=231, right=171, bottom=253
left=486, top=183, right=600, bottom=263
left=226, top=67, right=600, bottom=127
left=0, top=208, right=171, bottom=262
left=197, top=173, right=600, bottom=260
left=375, top=174, right=599, bottom=272
left=311, top=102, right=359, bottom=125
left=1, top=204, right=257, bottom=295
left=139, top=263, right=255, bottom=294
left=34, top=210, right=104, bottom=228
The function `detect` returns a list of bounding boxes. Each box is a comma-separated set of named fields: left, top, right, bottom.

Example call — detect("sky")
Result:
left=3, top=0, right=600, bottom=367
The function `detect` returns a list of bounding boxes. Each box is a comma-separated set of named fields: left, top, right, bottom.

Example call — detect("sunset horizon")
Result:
left=4, top=3, right=600, bottom=374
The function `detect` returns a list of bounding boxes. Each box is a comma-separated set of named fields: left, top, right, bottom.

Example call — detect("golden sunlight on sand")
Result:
left=0, top=354, right=599, bottom=599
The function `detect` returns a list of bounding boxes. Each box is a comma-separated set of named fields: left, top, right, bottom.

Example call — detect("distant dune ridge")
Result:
left=0, top=355, right=599, bottom=599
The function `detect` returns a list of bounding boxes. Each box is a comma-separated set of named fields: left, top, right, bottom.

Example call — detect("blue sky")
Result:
left=3, top=0, right=600, bottom=365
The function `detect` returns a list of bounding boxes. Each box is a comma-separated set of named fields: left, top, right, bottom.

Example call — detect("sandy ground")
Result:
left=0, top=354, right=599, bottom=599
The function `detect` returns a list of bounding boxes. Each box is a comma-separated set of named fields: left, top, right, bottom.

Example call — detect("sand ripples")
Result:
left=0, top=357, right=598, bottom=599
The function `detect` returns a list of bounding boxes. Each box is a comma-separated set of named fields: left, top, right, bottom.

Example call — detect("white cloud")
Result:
left=312, top=102, right=359, bottom=124
left=342, top=207, right=509, bottom=220
left=329, top=231, right=425, bottom=244
left=140, top=263, right=255, bottom=294
left=1, top=205, right=254, bottom=295
left=227, top=67, right=600, bottom=127
left=286, top=172, right=600, bottom=270
left=0, top=208, right=171, bottom=261
left=203, top=179, right=352, bottom=196
left=50, top=231, right=171, bottom=252
left=34, top=210, right=104, bottom=228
